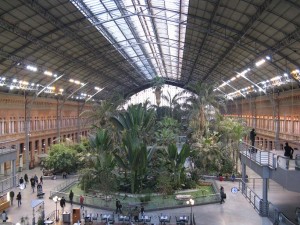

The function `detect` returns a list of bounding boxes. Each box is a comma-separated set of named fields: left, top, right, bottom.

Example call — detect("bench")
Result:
left=175, top=195, right=192, bottom=200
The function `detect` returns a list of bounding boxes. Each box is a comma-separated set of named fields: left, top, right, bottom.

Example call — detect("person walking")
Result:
left=17, top=192, right=22, bottom=207
left=60, top=196, right=66, bottom=210
left=249, top=128, right=256, bottom=151
left=30, top=177, right=36, bottom=193
left=80, top=195, right=84, bottom=209
left=19, top=177, right=25, bottom=189
left=2, top=210, right=7, bottom=222
left=220, top=186, right=225, bottom=204
left=34, top=174, right=38, bottom=185
left=9, top=191, right=14, bottom=205
left=69, top=190, right=74, bottom=205
left=40, top=176, right=43, bottom=184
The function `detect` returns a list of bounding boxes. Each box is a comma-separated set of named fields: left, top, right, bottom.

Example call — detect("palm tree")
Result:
left=184, top=82, right=223, bottom=137
left=114, top=132, right=155, bottom=193
left=78, top=129, right=116, bottom=192
left=110, top=103, right=157, bottom=193
left=161, top=91, right=183, bottom=118
left=218, top=117, right=248, bottom=173
left=110, top=103, right=156, bottom=145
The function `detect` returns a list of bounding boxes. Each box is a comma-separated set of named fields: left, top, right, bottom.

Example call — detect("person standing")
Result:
left=284, top=142, right=294, bottom=158
left=284, top=142, right=294, bottom=169
left=140, top=205, right=145, bottom=215
left=17, top=192, right=22, bottom=207
left=40, top=176, right=43, bottom=184
left=115, top=199, right=121, bottom=214
left=250, top=128, right=256, bottom=151
left=220, top=186, right=225, bottom=204
left=80, top=195, right=84, bottom=209
left=133, top=206, right=139, bottom=222
left=2, top=210, right=7, bottom=222
left=69, top=190, right=74, bottom=205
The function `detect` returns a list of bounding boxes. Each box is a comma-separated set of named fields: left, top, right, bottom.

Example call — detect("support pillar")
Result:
left=241, top=163, right=246, bottom=194
left=11, top=160, right=16, bottom=186
left=260, top=167, right=270, bottom=216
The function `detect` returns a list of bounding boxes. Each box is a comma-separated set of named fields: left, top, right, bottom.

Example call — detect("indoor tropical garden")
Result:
left=44, top=81, right=248, bottom=211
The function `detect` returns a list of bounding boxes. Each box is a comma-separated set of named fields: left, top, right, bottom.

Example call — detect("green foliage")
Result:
left=45, top=143, right=77, bottom=173
left=157, top=171, right=174, bottom=197
left=78, top=129, right=117, bottom=193
left=165, top=143, right=190, bottom=188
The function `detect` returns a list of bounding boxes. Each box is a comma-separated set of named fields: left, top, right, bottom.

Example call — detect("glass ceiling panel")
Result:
left=71, top=0, right=189, bottom=81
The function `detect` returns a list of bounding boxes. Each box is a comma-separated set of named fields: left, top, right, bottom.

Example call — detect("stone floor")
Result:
left=0, top=165, right=276, bottom=225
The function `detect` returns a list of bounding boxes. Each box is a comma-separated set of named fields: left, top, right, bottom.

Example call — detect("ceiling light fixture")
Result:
left=26, top=65, right=38, bottom=72
left=255, top=59, right=266, bottom=67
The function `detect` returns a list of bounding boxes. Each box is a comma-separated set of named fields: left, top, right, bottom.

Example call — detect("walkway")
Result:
left=0, top=167, right=275, bottom=225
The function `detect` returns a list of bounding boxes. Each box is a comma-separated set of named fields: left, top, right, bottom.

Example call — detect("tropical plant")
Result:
left=152, top=76, right=165, bottom=106
left=110, top=103, right=156, bottom=145
left=218, top=117, right=248, bottom=172
left=161, top=90, right=183, bottom=118
left=44, top=143, right=77, bottom=173
left=155, top=117, right=179, bottom=146
left=165, top=143, right=191, bottom=188
left=191, top=132, right=224, bottom=173
left=114, top=132, right=155, bottom=193
left=184, top=82, right=223, bottom=137
left=78, top=129, right=117, bottom=193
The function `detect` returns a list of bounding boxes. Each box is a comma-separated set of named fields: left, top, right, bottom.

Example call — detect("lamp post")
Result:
left=53, top=196, right=61, bottom=221
left=186, top=198, right=194, bottom=225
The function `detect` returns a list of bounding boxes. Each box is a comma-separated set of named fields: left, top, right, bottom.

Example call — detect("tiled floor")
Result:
left=0, top=166, right=276, bottom=225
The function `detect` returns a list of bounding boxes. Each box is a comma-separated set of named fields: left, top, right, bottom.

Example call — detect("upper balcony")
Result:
left=239, top=142, right=300, bottom=192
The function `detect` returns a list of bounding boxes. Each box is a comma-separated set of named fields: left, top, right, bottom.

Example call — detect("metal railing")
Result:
left=0, top=174, right=18, bottom=193
left=238, top=180, right=262, bottom=213
left=238, top=179, right=297, bottom=225
left=239, top=141, right=300, bottom=171
left=49, top=190, right=219, bottom=212
left=49, top=177, right=78, bottom=198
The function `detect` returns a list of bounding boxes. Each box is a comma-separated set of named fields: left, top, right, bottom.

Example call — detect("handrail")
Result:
left=49, top=190, right=219, bottom=212
left=239, top=141, right=300, bottom=171
left=0, top=174, right=19, bottom=193
left=238, top=180, right=297, bottom=224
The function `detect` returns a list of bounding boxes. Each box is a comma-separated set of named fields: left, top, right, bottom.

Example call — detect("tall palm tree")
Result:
left=161, top=91, right=183, bottom=118
left=218, top=117, right=247, bottom=173
left=184, top=82, right=222, bottom=137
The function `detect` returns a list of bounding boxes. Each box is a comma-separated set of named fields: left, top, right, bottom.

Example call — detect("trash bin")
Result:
left=63, top=212, right=71, bottom=223
left=18, top=167, right=23, bottom=172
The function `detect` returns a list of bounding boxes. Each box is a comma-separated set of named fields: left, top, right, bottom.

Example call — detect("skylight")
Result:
left=71, top=0, right=189, bottom=80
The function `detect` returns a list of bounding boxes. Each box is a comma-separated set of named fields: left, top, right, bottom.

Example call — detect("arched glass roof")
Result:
left=0, top=0, right=299, bottom=101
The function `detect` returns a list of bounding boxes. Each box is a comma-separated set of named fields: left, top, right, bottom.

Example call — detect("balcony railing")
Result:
left=239, top=142, right=300, bottom=171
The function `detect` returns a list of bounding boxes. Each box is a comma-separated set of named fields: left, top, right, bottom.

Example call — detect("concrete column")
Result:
left=11, top=160, right=16, bottom=186
left=260, top=166, right=270, bottom=216
left=241, top=163, right=246, bottom=194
